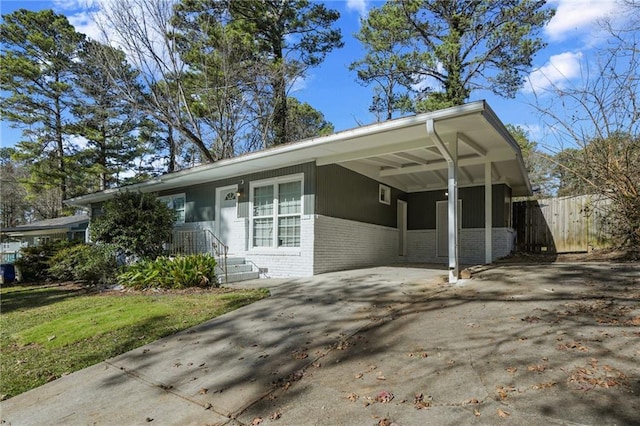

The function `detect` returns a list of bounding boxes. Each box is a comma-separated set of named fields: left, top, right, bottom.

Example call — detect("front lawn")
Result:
left=0, top=283, right=269, bottom=399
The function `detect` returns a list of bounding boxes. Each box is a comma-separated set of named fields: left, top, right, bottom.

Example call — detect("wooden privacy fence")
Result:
left=513, top=195, right=612, bottom=253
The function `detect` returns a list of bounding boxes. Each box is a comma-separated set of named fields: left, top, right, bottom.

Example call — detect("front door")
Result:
left=216, top=185, right=238, bottom=252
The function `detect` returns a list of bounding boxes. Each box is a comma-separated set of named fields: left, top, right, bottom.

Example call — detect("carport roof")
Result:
left=2, top=214, right=89, bottom=236
left=66, top=100, right=531, bottom=207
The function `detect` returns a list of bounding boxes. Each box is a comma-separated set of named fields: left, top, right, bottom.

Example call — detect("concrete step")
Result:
left=220, top=271, right=260, bottom=284
left=221, top=263, right=254, bottom=274
left=216, top=256, right=261, bottom=284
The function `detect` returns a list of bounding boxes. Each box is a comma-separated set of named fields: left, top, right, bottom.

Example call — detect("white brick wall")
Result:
left=407, top=228, right=515, bottom=265
left=406, top=230, right=437, bottom=263
left=313, top=215, right=400, bottom=274
left=241, top=214, right=315, bottom=278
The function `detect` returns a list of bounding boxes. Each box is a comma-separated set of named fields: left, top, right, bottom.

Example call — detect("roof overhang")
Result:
left=3, top=228, right=71, bottom=237
left=66, top=100, right=532, bottom=207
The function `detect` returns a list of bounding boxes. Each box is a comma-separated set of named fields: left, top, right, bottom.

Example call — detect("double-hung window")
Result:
left=251, top=177, right=302, bottom=248
left=159, top=194, right=186, bottom=224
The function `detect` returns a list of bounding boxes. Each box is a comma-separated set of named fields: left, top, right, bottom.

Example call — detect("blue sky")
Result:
left=0, top=0, right=626, bottom=153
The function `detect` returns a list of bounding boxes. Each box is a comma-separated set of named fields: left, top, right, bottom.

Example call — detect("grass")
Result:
left=0, top=283, right=269, bottom=399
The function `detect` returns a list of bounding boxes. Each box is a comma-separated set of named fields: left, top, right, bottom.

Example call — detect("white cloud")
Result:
left=67, top=134, right=89, bottom=150
left=290, top=75, right=309, bottom=93
left=523, top=51, right=583, bottom=94
left=346, top=0, right=368, bottom=19
left=544, top=0, right=618, bottom=41
left=53, top=0, right=97, bottom=11
left=67, top=11, right=103, bottom=41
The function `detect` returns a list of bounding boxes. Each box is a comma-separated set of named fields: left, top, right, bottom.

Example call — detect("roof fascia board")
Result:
left=481, top=103, right=533, bottom=195
left=66, top=102, right=490, bottom=207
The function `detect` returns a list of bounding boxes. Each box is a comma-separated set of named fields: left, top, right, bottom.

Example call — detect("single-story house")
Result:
left=66, top=101, right=531, bottom=283
left=1, top=214, right=90, bottom=263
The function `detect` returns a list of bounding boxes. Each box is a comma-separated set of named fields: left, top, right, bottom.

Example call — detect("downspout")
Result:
left=426, top=119, right=459, bottom=284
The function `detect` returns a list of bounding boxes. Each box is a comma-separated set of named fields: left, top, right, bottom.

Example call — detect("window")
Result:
left=379, top=184, right=391, bottom=205
left=159, top=194, right=186, bottom=224
left=251, top=177, right=302, bottom=248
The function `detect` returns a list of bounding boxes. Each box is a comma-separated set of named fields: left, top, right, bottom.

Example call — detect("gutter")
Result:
left=65, top=101, right=491, bottom=208
left=426, top=116, right=460, bottom=284
left=481, top=103, right=533, bottom=195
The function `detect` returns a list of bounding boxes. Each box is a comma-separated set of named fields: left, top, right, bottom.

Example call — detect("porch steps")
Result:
left=217, top=257, right=260, bottom=284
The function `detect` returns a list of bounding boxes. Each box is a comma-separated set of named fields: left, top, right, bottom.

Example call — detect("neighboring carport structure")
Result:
left=310, top=101, right=532, bottom=282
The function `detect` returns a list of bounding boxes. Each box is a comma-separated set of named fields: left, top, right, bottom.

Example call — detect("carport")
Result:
left=311, top=101, right=532, bottom=282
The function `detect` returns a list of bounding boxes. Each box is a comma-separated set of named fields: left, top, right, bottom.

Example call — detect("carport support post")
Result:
left=427, top=119, right=459, bottom=283
left=447, top=138, right=459, bottom=283
left=485, top=161, right=492, bottom=264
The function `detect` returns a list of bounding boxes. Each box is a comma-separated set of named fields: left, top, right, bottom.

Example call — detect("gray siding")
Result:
left=158, top=162, right=316, bottom=222
left=408, top=184, right=510, bottom=230
left=316, top=164, right=406, bottom=228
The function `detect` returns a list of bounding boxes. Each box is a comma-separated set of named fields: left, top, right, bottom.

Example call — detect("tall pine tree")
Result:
left=353, top=0, right=554, bottom=113
left=71, top=40, right=144, bottom=191
left=0, top=9, right=85, bottom=215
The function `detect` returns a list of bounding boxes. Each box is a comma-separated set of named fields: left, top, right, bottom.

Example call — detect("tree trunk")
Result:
left=54, top=93, right=66, bottom=214
left=167, top=124, right=176, bottom=173
left=273, top=59, right=287, bottom=145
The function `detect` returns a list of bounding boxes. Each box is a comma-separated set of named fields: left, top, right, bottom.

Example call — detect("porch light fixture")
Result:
left=236, top=187, right=244, bottom=198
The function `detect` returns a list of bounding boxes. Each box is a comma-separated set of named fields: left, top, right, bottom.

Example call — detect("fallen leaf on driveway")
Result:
left=557, top=341, right=589, bottom=352
left=250, top=417, right=263, bottom=425
left=376, top=390, right=394, bottom=403
left=270, top=411, right=281, bottom=420
left=496, top=385, right=517, bottom=400
left=497, top=408, right=510, bottom=418
left=354, top=373, right=363, bottom=379
left=532, top=381, right=557, bottom=389
left=414, top=393, right=431, bottom=409
left=506, top=367, right=517, bottom=374
left=626, top=316, right=640, bottom=325
left=527, top=364, right=546, bottom=373
left=521, top=316, right=541, bottom=323
left=198, top=388, right=208, bottom=395
left=346, top=392, right=359, bottom=401
left=474, top=409, right=481, bottom=417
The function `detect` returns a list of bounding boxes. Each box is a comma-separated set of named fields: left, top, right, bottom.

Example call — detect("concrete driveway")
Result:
left=1, top=263, right=639, bottom=425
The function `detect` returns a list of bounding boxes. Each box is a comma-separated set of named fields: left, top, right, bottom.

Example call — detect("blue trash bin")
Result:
left=0, top=264, right=16, bottom=284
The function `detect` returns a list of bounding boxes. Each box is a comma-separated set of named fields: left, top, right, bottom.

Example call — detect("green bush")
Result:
left=48, top=244, right=118, bottom=285
left=90, top=191, right=175, bottom=260
left=14, top=240, right=77, bottom=282
left=117, top=254, right=218, bottom=290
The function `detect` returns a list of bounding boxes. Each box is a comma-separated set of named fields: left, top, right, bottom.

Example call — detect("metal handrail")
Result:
left=204, top=229, right=228, bottom=284
left=166, top=229, right=228, bottom=284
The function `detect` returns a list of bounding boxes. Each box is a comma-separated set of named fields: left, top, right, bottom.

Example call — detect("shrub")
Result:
left=14, top=240, right=77, bottom=282
left=117, top=254, right=218, bottom=290
left=48, top=244, right=118, bottom=285
left=90, top=191, right=175, bottom=260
